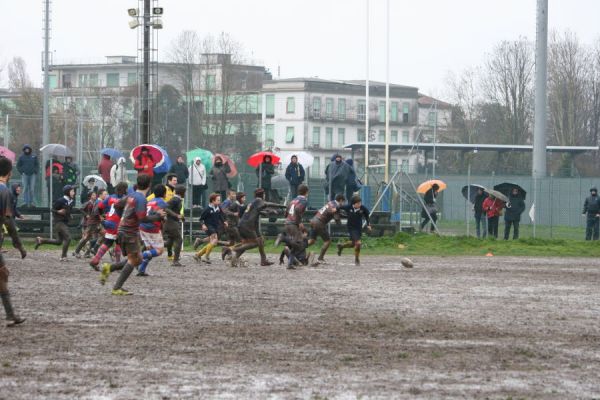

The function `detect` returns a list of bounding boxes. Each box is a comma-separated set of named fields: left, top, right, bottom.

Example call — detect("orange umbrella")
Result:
left=417, top=179, right=447, bottom=194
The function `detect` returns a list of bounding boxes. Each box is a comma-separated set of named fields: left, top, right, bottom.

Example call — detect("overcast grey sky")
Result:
left=2, top=0, right=600, bottom=96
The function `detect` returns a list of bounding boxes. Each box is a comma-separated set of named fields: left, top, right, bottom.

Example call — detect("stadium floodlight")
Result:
left=152, top=18, right=163, bottom=29
left=152, top=7, right=163, bottom=15
left=127, top=8, right=138, bottom=17
left=129, top=19, right=140, bottom=29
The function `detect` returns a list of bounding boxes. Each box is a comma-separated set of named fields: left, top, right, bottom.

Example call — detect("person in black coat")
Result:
left=504, top=188, right=526, bottom=240
left=168, top=155, right=189, bottom=185
left=582, top=186, right=600, bottom=240
left=473, top=188, right=488, bottom=239
left=256, top=155, right=275, bottom=201
left=420, top=184, right=439, bottom=232
left=284, top=155, right=305, bottom=200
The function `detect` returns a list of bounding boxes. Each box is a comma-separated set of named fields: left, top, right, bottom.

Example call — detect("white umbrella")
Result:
left=83, top=174, right=107, bottom=189
left=278, top=151, right=314, bottom=169
left=40, top=143, right=73, bottom=158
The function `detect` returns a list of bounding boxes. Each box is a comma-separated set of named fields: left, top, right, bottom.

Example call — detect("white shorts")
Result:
left=140, top=231, right=164, bottom=249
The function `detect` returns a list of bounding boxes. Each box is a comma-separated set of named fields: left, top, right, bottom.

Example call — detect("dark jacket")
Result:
left=62, top=162, right=79, bottom=185
left=324, top=157, right=350, bottom=194
left=17, top=145, right=39, bottom=176
left=169, top=162, right=189, bottom=185
left=504, top=195, right=525, bottom=222
left=345, top=159, right=359, bottom=192
left=210, top=162, right=231, bottom=192
left=256, top=162, right=275, bottom=190
left=583, top=194, right=600, bottom=215
left=10, top=184, right=21, bottom=219
left=52, top=196, right=74, bottom=224
left=285, top=162, right=305, bottom=186
left=473, top=192, right=487, bottom=216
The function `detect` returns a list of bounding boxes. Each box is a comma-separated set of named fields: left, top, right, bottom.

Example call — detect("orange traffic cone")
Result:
left=486, top=252, right=494, bottom=257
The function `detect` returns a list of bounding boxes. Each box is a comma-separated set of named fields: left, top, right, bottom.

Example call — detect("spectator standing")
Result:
left=16, top=144, right=39, bottom=207
left=420, top=184, right=439, bottom=232
left=345, top=159, right=361, bottom=203
left=110, top=157, right=128, bottom=188
left=504, top=188, right=525, bottom=240
left=473, top=188, right=487, bottom=238
left=284, top=155, right=305, bottom=200
left=483, top=195, right=504, bottom=239
left=62, top=156, right=79, bottom=187
left=324, top=154, right=350, bottom=201
left=210, top=156, right=230, bottom=200
left=98, top=154, right=114, bottom=193
left=169, top=155, right=189, bottom=185
left=188, top=157, right=207, bottom=207
left=45, top=159, right=63, bottom=202
left=256, top=155, right=275, bottom=201
left=582, top=187, right=600, bottom=240
left=133, top=146, right=155, bottom=179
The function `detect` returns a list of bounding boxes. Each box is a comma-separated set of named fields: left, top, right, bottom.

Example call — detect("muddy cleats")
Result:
left=89, top=261, right=100, bottom=272
left=337, top=243, right=343, bottom=256
left=73, top=252, right=82, bottom=259
left=18, top=247, right=27, bottom=259
left=260, top=260, right=274, bottom=266
left=99, top=263, right=111, bottom=285
left=221, top=247, right=231, bottom=261
left=229, top=254, right=238, bottom=268
left=136, top=271, right=149, bottom=277
left=193, top=254, right=201, bottom=263
left=171, top=260, right=184, bottom=267
left=201, top=257, right=212, bottom=265
left=354, top=256, right=360, bottom=266
left=34, top=237, right=42, bottom=250
left=167, top=255, right=174, bottom=261
left=111, top=288, right=132, bottom=296
left=6, top=316, right=25, bottom=327
left=59, top=257, right=69, bottom=262
left=308, top=252, right=319, bottom=267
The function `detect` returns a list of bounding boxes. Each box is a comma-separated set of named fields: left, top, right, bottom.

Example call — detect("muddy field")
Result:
left=1, top=250, right=599, bottom=399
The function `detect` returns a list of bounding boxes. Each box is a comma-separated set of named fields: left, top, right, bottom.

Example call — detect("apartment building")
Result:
left=261, top=78, right=421, bottom=179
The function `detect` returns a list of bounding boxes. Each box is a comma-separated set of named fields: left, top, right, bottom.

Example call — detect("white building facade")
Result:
left=261, top=78, right=421, bottom=180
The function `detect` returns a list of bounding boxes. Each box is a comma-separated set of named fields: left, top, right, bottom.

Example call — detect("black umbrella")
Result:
left=461, top=184, right=488, bottom=203
left=493, top=182, right=527, bottom=200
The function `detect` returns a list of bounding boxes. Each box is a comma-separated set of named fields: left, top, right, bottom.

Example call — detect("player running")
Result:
left=0, top=157, right=25, bottom=326
left=338, top=195, right=372, bottom=266
left=136, top=184, right=168, bottom=276
left=194, top=193, right=227, bottom=264
left=307, top=194, right=345, bottom=263
left=34, top=185, right=75, bottom=261
left=164, top=184, right=186, bottom=267
left=90, top=182, right=128, bottom=271
left=228, top=188, right=285, bottom=267
left=220, top=189, right=244, bottom=260
left=73, top=189, right=107, bottom=259
left=99, top=174, right=164, bottom=295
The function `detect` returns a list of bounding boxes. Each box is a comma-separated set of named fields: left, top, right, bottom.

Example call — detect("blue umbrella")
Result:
left=153, top=146, right=172, bottom=174
left=101, top=148, right=123, bottom=160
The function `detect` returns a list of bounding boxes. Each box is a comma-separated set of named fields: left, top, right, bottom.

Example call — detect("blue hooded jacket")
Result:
left=17, top=144, right=39, bottom=176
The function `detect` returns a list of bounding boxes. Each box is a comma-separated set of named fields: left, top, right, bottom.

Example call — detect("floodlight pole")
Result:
left=42, top=0, right=51, bottom=209
left=384, top=0, right=390, bottom=183
left=141, top=0, right=151, bottom=144
left=364, top=0, right=370, bottom=185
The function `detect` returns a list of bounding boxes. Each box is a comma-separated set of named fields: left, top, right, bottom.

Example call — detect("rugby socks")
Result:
left=318, top=242, right=330, bottom=261
left=139, top=249, right=159, bottom=274
left=113, top=263, right=134, bottom=291
left=92, top=244, right=109, bottom=265
left=114, top=245, right=122, bottom=263
left=110, top=259, right=127, bottom=272
left=1, top=292, right=16, bottom=320
left=197, top=243, right=214, bottom=257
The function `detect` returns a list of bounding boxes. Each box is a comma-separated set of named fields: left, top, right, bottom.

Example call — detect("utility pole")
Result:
left=141, top=0, right=151, bottom=144
left=42, top=0, right=51, bottom=207
left=384, top=0, right=390, bottom=183
left=364, top=0, right=370, bottom=185
left=532, top=0, right=548, bottom=178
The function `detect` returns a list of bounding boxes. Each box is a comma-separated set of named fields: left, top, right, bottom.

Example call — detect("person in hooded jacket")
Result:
left=62, top=156, right=79, bottom=187
left=284, top=155, right=305, bottom=200
left=98, top=154, right=114, bottom=192
left=482, top=194, right=504, bottom=239
left=582, top=186, right=600, bottom=240
left=110, top=157, right=128, bottom=190
left=324, top=154, right=350, bottom=201
left=504, top=187, right=526, bottom=240
left=133, top=147, right=155, bottom=178
left=210, top=156, right=231, bottom=200
left=188, top=157, right=207, bottom=207
left=16, top=144, right=39, bottom=207
left=256, top=155, right=275, bottom=201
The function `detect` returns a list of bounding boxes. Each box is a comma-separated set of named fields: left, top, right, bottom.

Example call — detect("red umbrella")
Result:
left=247, top=151, right=280, bottom=168
left=129, top=144, right=166, bottom=167
left=213, top=153, right=238, bottom=178
left=0, top=146, right=16, bottom=163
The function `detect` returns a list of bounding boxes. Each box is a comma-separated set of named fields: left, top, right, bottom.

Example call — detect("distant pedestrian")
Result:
left=284, top=155, right=305, bottom=200
left=16, top=144, right=39, bottom=207
left=473, top=188, right=488, bottom=238
left=188, top=157, right=207, bottom=207
left=169, top=155, right=189, bottom=185
left=483, top=195, right=504, bottom=239
left=210, top=156, right=230, bottom=200
left=420, top=184, right=439, bottom=233
left=504, top=188, right=525, bottom=240
left=98, top=154, right=114, bottom=193
left=582, top=186, right=600, bottom=240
